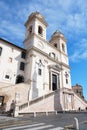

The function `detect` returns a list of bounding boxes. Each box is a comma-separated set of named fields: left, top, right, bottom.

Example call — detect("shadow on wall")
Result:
left=54, top=90, right=62, bottom=111
left=31, top=70, right=38, bottom=99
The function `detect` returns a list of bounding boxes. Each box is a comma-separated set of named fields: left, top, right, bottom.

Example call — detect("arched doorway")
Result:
left=16, top=75, right=24, bottom=84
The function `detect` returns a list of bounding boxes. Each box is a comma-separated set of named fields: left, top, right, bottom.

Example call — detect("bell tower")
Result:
left=49, top=30, right=67, bottom=55
left=24, top=12, right=48, bottom=50
left=49, top=30, right=69, bottom=65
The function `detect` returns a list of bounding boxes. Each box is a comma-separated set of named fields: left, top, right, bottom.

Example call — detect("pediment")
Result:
left=48, top=64, right=62, bottom=71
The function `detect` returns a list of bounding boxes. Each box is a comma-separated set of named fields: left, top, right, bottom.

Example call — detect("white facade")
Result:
left=24, top=12, right=72, bottom=101
left=0, top=39, right=25, bottom=84
left=0, top=12, right=86, bottom=113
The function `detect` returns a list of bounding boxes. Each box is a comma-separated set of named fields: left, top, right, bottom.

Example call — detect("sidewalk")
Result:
left=0, top=115, right=18, bottom=122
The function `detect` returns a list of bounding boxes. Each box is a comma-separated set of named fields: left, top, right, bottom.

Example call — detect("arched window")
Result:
left=29, top=26, right=32, bottom=34
left=38, top=26, right=43, bottom=35
left=0, top=47, right=2, bottom=56
left=16, top=75, right=24, bottom=84
left=62, top=44, right=65, bottom=52
left=54, top=43, right=57, bottom=48
left=49, top=52, right=56, bottom=59
left=65, top=72, right=69, bottom=84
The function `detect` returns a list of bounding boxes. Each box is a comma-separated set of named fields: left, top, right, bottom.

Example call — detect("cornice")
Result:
left=48, top=64, right=62, bottom=72
left=61, top=62, right=70, bottom=69
left=24, top=33, right=68, bottom=58
left=28, top=46, right=70, bottom=69
left=25, top=16, right=48, bottom=27
left=30, top=53, right=36, bottom=57
left=34, top=34, right=68, bottom=57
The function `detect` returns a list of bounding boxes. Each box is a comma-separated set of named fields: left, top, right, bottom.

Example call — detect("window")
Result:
left=0, top=47, right=2, bottom=56
left=38, top=68, right=42, bottom=75
left=20, top=62, right=25, bottom=71
left=5, top=75, right=10, bottom=79
left=62, top=44, right=65, bottom=52
left=54, top=43, right=57, bottom=48
left=38, top=26, right=43, bottom=35
left=65, top=72, right=69, bottom=84
left=29, top=26, right=32, bottom=34
left=21, top=51, right=26, bottom=59
left=49, top=52, right=56, bottom=59
left=16, top=75, right=24, bottom=84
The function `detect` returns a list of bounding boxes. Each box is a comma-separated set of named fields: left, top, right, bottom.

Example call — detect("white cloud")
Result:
left=0, top=20, right=25, bottom=47
left=29, top=0, right=87, bottom=41
left=69, top=39, right=87, bottom=62
left=0, top=0, right=87, bottom=49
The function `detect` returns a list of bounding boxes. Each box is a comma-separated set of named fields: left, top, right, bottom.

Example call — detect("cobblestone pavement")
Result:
left=0, top=112, right=87, bottom=130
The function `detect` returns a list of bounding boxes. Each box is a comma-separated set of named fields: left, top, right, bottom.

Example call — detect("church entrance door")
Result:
left=52, top=74, right=57, bottom=91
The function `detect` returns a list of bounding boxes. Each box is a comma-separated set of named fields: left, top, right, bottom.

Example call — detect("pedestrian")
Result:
left=10, top=100, right=15, bottom=117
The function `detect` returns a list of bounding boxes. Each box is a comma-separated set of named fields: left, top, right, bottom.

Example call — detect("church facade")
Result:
left=0, top=12, right=87, bottom=115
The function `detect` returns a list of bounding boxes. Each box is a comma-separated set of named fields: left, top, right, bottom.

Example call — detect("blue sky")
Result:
left=0, top=0, right=87, bottom=99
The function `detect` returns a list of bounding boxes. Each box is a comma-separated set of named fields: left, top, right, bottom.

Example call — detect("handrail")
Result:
left=19, top=102, right=28, bottom=110
left=29, top=90, right=58, bottom=105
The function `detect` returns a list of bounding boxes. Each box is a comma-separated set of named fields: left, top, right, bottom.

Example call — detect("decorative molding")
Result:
left=48, top=64, right=62, bottom=71
left=30, top=54, right=36, bottom=57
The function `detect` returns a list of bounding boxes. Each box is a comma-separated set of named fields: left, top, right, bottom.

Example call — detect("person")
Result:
left=10, top=100, right=15, bottom=117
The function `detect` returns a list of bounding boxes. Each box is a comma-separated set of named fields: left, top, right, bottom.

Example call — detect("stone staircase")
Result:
left=18, top=89, right=87, bottom=117
left=18, top=90, right=62, bottom=116
left=0, top=82, right=87, bottom=117
left=74, top=92, right=87, bottom=111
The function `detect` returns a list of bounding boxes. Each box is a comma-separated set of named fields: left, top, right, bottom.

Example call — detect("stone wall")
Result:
left=74, top=92, right=87, bottom=110
left=19, top=91, right=62, bottom=113
left=0, top=82, right=29, bottom=111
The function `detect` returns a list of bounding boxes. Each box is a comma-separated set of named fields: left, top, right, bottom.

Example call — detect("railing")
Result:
left=29, top=90, right=58, bottom=105
left=0, top=82, right=26, bottom=89
left=62, top=87, right=74, bottom=94
left=74, top=92, right=87, bottom=106
left=19, top=102, right=28, bottom=110
left=18, top=90, right=60, bottom=112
